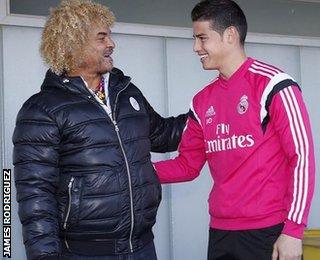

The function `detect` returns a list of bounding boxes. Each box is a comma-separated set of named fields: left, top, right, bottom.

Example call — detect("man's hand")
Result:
left=272, top=234, right=302, bottom=260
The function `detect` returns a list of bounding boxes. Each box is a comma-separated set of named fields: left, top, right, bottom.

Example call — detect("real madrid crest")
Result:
left=129, top=97, right=140, bottom=111
left=237, top=95, right=249, bottom=114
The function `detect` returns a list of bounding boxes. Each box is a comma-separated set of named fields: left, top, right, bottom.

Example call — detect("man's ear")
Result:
left=223, top=26, right=239, bottom=44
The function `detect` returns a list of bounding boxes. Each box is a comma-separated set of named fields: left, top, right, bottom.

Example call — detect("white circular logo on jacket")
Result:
left=129, top=97, right=140, bottom=111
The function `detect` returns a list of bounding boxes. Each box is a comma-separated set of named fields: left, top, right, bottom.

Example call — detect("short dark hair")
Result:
left=191, top=0, right=247, bottom=46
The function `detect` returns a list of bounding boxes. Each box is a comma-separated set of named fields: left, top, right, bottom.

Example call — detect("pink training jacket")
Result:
left=154, top=58, right=315, bottom=239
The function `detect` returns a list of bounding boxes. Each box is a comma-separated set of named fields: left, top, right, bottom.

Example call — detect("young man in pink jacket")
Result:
left=154, top=0, right=315, bottom=259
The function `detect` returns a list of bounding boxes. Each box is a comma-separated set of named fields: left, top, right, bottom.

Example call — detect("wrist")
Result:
left=282, top=219, right=305, bottom=239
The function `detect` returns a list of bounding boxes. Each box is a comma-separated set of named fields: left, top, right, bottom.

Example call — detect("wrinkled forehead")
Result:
left=86, top=22, right=112, bottom=36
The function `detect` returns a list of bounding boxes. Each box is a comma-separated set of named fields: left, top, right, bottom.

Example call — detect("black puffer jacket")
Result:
left=13, top=68, right=187, bottom=260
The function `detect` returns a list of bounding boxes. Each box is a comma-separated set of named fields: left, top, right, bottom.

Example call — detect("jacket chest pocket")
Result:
left=63, top=176, right=83, bottom=230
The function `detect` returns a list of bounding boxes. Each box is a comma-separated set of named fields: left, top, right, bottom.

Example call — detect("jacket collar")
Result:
left=41, top=67, right=131, bottom=97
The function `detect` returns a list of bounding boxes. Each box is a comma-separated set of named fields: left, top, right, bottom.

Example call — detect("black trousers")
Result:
left=208, top=223, right=286, bottom=260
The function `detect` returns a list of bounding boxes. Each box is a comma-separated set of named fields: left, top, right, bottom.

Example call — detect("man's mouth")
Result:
left=103, top=53, right=113, bottom=62
left=200, top=54, right=208, bottom=62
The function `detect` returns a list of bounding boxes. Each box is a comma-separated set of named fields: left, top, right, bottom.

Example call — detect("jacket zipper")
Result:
left=63, top=176, right=75, bottom=250
left=86, top=78, right=135, bottom=252
left=111, top=80, right=135, bottom=252
left=63, top=176, right=75, bottom=229
left=112, top=120, right=134, bottom=252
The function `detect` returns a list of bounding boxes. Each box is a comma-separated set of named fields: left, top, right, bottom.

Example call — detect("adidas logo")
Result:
left=205, top=106, right=215, bottom=118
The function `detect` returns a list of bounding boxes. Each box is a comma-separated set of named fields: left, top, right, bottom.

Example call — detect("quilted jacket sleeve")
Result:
left=142, top=95, right=188, bottom=153
left=12, top=99, right=61, bottom=260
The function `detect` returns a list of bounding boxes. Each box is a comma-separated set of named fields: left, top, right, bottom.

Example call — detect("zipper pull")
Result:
left=68, top=177, right=74, bottom=188
left=113, top=120, right=119, bottom=132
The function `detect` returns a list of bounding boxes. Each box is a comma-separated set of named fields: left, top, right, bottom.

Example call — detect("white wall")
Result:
left=0, top=24, right=319, bottom=260
left=166, top=38, right=214, bottom=260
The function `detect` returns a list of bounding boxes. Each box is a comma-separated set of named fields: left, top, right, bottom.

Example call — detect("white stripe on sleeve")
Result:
left=280, top=87, right=309, bottom=224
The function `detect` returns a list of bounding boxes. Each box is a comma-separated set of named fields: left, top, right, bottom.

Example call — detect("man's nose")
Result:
left=107, top=37, right=115, bottom=49
left=193, top=39, right=201, bottom=53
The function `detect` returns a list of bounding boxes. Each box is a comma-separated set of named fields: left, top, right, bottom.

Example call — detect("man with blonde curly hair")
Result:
left=13, top=1, right=187, bottom=259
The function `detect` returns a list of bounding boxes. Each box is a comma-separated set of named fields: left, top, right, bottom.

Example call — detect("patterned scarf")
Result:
left=95, top=77, right=106, bottom=103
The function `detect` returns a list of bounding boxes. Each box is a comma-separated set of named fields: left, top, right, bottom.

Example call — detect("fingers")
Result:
left=272, top=250, right=302, bottom=260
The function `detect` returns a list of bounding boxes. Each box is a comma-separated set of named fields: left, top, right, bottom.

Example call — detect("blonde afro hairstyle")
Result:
left=40, top=0, right=115, bottom=75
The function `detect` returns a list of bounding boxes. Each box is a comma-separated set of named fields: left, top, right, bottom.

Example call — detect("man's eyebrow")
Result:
left=193, top=33, right=207, bottom=38
left=97, top=32, right=109, bottom=36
